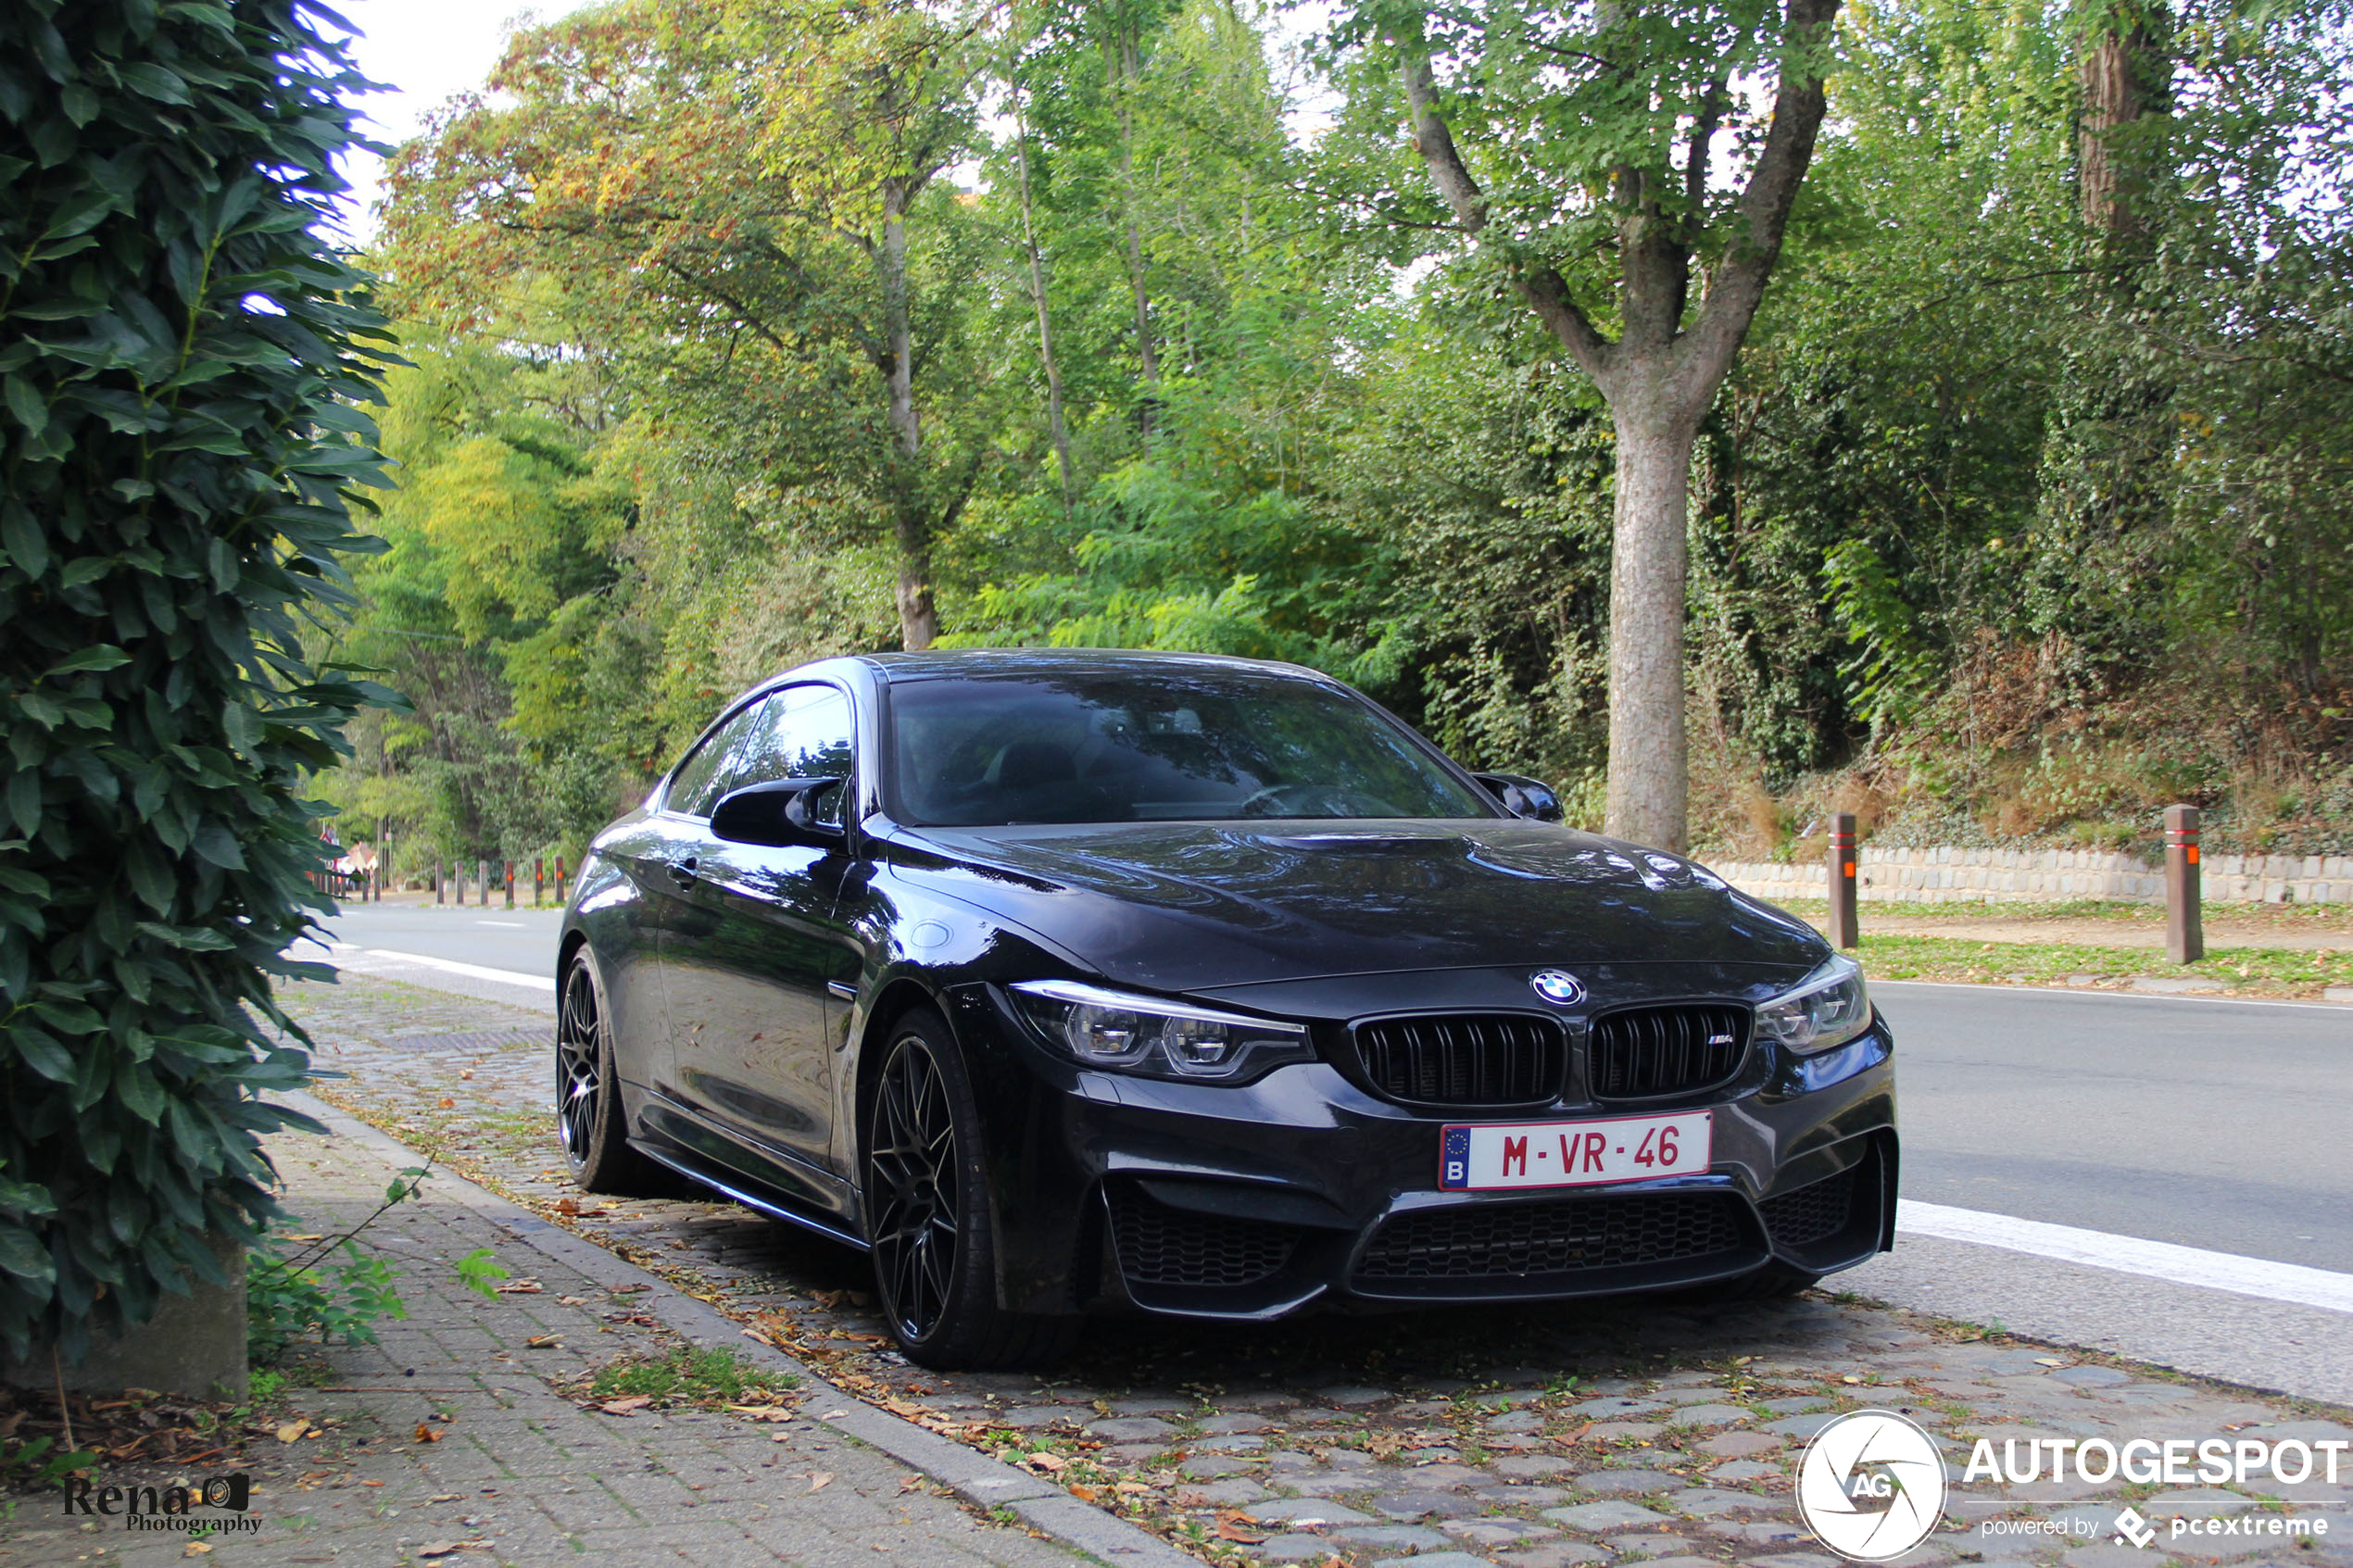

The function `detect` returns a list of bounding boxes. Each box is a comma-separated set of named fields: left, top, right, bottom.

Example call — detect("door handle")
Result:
left=669, top=856, right=698, bottom=890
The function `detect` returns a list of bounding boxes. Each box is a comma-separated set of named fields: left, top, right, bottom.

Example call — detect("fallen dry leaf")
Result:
left=1069, top=1484, right=1100, bottom=1502
left=438, top=1097, right=456, bottom=1109
left=1214, top=1517, right=1266, bottom=1544
left=740, top=1327, right=775, bottom=1348
left=1024, top=1452, right=1067, bottom=1473
left=274, top=1421, right=308, bottom=1443
left=523, top=1334, right=560, bottom=1348
left=414, top=1423, right=442, bottom=1444
left=598, top=1396, right=653, bottom=1415
left=808, top=1472, right=834, bottom=1492
left=1114, top=1482, right=1151, bottom=1496
left=182, top=1542, right=213, bottom=1557
left=459, top=1070, right=474, bottom=1081
left=899, top=1476, right=925, bottom=1493
left=493, top=1279, right=544, bottom=1295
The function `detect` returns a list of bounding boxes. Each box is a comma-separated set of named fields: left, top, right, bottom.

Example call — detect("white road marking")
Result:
left=475, top=921, right=526, bottom=928
left=347, top=947, right=556, bottom=993
left=1898, top=1199, right=2353, bottom=1314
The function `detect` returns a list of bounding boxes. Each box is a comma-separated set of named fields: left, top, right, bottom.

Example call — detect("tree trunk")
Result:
left=1109, top=18, right=1159, bottom=432
left=878, top=183, right=937, bottom=649
left=1604, top=411, right=1694, bottom=851
left=1011, top=73, right=1074, bottom=514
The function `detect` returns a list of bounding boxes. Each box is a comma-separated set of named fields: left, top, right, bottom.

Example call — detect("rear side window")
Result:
left=666, top=702, right=768, bottom=819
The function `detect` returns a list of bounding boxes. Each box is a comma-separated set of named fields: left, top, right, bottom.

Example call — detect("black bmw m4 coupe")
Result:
left=555, top=649, right=1896, bottom=1367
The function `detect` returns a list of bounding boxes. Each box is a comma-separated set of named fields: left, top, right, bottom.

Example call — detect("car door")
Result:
left=659, top=683, right=862, bottom=1188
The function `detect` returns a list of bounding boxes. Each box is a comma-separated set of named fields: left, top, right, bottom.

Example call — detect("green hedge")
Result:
left=0, top=0, right=395, bottom=1360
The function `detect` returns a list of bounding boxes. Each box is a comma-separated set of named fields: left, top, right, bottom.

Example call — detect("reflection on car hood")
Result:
left=883, top=819, right=1826, bottom=992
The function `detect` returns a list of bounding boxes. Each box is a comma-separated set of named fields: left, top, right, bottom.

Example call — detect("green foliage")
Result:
left=0, top=1434, right=99, bottom=1489
left=245, top=1233, right=406, bottom=1362
left=0, top=0, right=397, bottom=1360
left=454, top=1246, right=510, bottom=1300
left=340, top=0, right=2353, bottom=859
left=245, top=1164, right=426, bottom=1362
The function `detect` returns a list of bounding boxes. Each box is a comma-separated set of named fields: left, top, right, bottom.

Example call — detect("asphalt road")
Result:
left=311, top=898, right=2353, bottom=1399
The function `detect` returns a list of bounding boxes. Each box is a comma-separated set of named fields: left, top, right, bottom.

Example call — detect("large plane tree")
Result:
left=1348, top=0, right=1842, bottom=849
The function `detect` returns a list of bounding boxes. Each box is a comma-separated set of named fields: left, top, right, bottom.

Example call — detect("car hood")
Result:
left=878, top=819, right=1826, bottom=993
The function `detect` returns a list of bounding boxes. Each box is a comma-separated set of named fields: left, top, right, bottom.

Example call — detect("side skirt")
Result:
left=629, top=1138, right=871, bottom=1253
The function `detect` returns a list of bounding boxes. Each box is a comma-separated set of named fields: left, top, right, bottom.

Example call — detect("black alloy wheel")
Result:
left=869, top=1029, right=961, bottom=1341
left=863, top=1009, right=1078, bottom=1369
left=556, top=959, right=603, bottom=1162
left=555, top=948, right=685, bottom=1197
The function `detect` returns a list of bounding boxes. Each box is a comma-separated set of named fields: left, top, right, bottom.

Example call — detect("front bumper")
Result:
left=943, top=985, right=1899, bottom=1320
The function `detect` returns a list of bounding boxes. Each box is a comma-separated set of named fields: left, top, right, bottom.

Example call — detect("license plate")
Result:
left=1439, top=1111, right=1713, bottom=1191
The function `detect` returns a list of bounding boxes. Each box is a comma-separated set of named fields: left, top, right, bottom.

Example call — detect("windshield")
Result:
left=885, top=671, right=1497, bottom=827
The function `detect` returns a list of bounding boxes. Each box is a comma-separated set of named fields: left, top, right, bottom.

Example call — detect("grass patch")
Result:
left=1767, top=896, right=2353, bottom=933
left=580, top=1346, right=798, bottom=1409
left=1851, top=933, right=2347, bottom=995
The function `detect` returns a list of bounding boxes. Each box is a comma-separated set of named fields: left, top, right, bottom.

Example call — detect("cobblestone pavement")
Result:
left=276, top=974, right=2353, bottom=1568
left=0, top=1106, right=1087, bottom=1568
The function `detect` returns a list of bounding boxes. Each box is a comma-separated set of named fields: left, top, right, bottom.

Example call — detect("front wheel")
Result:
left=865, top=1009, right=1076, bottom=1369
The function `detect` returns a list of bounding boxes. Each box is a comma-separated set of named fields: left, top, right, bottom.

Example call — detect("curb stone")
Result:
left=280, top=1089, right=1203, bottom=1568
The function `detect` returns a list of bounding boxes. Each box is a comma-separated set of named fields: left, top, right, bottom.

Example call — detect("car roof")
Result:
left=849, top=647, right=1338, bottom=685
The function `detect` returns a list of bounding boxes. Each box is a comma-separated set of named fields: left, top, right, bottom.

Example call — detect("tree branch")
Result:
left=1678, top=0, right=1842, bottom=402
left=1398, top=40, right=1614, bottom=382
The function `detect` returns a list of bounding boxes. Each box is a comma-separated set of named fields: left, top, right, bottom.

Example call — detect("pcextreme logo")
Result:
left=1796, top=1410, right=1950, bottom=1562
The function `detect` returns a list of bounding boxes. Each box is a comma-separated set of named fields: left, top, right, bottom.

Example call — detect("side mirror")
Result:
left=1474, top=771, right=1566, bottom=823
left=709, top=777, right=849, bottom=848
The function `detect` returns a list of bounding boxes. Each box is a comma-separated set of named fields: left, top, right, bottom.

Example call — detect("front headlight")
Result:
left=1755, top=955, right=1873, bottom=1056
left=1009, top=980, right=1313, bottom=1082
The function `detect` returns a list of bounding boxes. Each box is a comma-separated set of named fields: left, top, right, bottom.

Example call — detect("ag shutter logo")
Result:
left=1796, top=1410, right=1949, bottom=1562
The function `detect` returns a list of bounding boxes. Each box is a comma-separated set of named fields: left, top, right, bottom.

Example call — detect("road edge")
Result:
left=277, top=1089, right=1203, bottom=1568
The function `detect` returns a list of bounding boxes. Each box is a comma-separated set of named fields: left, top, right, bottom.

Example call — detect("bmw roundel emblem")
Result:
left=1529, top=970, right=1585, bottom=1006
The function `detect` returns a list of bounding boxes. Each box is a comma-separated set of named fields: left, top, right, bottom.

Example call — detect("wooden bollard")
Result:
left=2166, top=804, right=2203, bottom=963
left=477, top=859, right=490, bottom=908
left=435, top=862, right=446, bottom=906
left=1827, top=811, right=1859, bottom=949
left=534, top=857, right=546, bottom=907
left=504, top=859, right=516, bottom=909
left=555, top=856, right=568, bottom=906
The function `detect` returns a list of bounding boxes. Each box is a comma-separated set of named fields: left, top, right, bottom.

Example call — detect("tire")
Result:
left=556, top=947, right=691, bottom=1198
left=864, top=1007, right=1079, bottom=1370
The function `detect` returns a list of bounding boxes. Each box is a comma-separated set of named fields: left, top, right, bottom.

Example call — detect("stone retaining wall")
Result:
left=1704, top=845, right=2353, bottom=905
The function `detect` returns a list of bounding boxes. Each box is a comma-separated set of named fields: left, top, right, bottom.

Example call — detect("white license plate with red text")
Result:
left=1438, top=1110, right=1713, bottom=1191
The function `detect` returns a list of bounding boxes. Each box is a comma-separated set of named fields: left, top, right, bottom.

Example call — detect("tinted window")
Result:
left=667, top=702, right=769, bottom=818
left=886, top=671, right=1494, bottom=826
left=734, top=686, right=855, bottom=826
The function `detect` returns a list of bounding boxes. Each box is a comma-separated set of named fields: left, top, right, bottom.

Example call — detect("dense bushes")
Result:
left=0, top=0, right=393, bottom=1358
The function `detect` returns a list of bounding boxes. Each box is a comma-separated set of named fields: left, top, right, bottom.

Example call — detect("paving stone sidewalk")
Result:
left=0, top=1109, right=1088, bottom=1568
left=270, top=973, right=2353, bottom=1568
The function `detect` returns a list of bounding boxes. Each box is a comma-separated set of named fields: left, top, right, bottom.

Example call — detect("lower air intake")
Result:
left=1354, top=1190, right=1750, bottom=1282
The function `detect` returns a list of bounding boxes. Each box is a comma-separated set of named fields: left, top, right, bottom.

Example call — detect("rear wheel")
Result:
left=865, top=1008, right=1077, bottom=1370
left=557, top=948, right=688, bottom=1197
